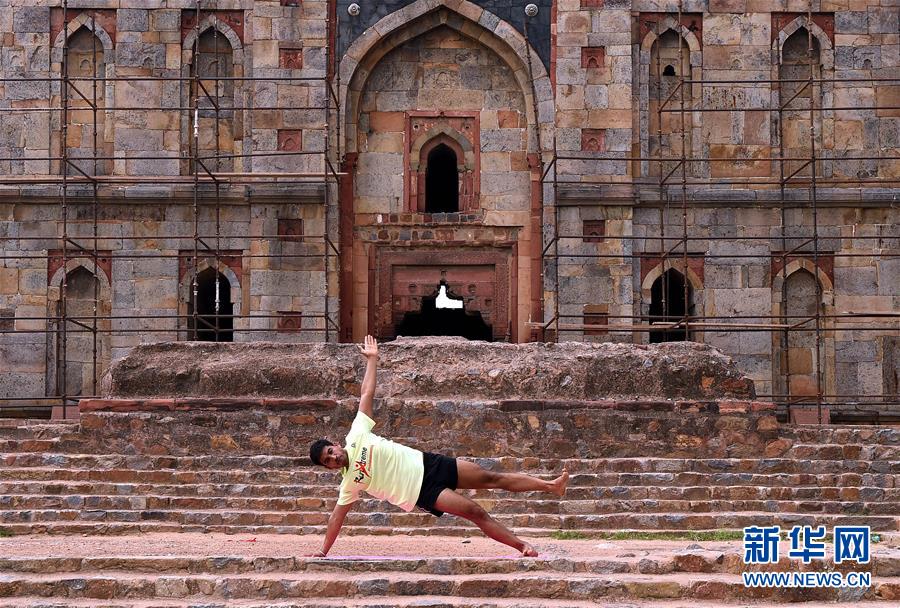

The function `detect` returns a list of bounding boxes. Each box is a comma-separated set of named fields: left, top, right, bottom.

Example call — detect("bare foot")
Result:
left=520, top=542, right=538, bottom=557
left=551, top=469, right=569, bottom=497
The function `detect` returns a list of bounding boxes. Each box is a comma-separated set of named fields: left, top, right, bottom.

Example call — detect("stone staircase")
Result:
left=1, top=421, right=899, bottom=536
left=2, top=419, right=900, bottom=605
left=1, top=532, right=899, bottom=606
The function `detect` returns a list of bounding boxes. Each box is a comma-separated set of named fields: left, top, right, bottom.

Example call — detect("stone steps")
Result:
left=3, top=466, right=897, bottom=490
left=785, top=426, right=900, bottom=445
left=3, top=510, right=897, bottom=533
left=1, top=549, right=897, bottom=577
left=5, top=452, right=900, bottom=476
left=1, top=480, right=897, bottom=501
left=0, top=570, right=897, bottom=603
left=2, top=494, right=898, bottom=516
left=0, top=599, right=896, bottom=608
left=3, top=439, right=899, bottom=460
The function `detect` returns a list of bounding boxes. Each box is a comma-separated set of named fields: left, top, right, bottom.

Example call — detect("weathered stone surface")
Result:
left=101, top=338, right=754, bottom=401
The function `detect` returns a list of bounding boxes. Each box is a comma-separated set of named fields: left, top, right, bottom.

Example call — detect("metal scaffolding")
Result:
left=0, top=2, right=897, bottom=423
left=0, top=0, right=341, bottom=416
left=537, top=3, right=899, bottom=423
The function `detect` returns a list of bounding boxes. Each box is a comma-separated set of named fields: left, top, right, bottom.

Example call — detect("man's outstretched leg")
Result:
left=433, top=488, right=538, bottom=557
left=456, top=460, right=569, bottom=496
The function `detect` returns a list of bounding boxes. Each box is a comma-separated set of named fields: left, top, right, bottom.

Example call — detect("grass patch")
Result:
left=549, top=530, right=589, bottom=540
left=549, top=530, right=886, bottom=543
left=598, top=530, right=745, bottom=542
left=0, top=528, right=12, bottom=538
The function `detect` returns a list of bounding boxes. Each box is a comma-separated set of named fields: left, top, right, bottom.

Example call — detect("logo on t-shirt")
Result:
left=353, top=445, right=371, bottom=483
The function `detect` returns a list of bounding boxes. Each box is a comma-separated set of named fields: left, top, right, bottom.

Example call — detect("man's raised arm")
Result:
left=357, top=335, right=378, bottom=419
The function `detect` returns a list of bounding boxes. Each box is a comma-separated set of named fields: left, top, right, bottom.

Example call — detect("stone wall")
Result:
left=73, top=397, right=781, bottom=459
left=0, top=1, right=897, bottom=414
left=99, top=338, right=755, bottom=401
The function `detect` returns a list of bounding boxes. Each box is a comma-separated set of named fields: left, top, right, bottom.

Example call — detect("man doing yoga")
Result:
left=306, top=335, right=568, bottom=558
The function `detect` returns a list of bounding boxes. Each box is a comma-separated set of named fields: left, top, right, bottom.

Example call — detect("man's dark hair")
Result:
left=309, top=438, right=334, bottom=466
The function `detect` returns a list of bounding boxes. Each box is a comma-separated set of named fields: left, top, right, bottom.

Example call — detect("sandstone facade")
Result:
left=0, top=1, right=897, bottom=419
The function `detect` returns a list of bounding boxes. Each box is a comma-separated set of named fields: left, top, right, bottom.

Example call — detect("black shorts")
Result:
left=415, top=452, right=458, bottom=517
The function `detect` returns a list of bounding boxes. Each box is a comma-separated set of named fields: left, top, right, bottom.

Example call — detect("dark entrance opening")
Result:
left=188, top=267, right=233, bottom=342
left=649, top=268, right=689, bottom=343
left=425, top=144, right=459, bottom=213
left=396, top=282, right=492, bottom=341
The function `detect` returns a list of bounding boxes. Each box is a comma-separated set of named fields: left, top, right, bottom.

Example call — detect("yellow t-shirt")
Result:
left=337, top=411, right=424, bottom=512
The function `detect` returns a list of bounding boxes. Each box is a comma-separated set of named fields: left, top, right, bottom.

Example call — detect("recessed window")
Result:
left=425, top=144, right=459, bottom=213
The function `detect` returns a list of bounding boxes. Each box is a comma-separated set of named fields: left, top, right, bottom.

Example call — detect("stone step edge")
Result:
left=4, top=455, right=899, bottom=468
left=6, top=493, right=898, bottom=505
left=0, top=597, right=892, bottom=608
left=1, top=570, right=897, bottom=602
left=4, top=520, right=900, bottom=537
left=1, top=553, right=896, bottom=576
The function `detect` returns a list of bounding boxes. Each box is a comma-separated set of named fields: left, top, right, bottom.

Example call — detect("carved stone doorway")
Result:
left=372, top=248, right=512, bottom=342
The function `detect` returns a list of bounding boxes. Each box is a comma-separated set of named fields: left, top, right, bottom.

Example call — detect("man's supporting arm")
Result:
left=312, top=502, right=353, bottom=557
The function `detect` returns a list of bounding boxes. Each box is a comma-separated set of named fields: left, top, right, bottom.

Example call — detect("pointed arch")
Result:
left=340, top=0, right=554, bottom=155
left=771, top=259, right=836, bottom=405
left=177, top=258, right=244, bottom=341
left=770, top=16, right=834, bottom=179
left=180, top=17, right=246, bottom=175
left=638, top=19, right=704, bottom=179
left=640, top=258, right=705, bottom=344
left=50, top=15, right=116, bottom=176
left=46, top=259, right=112, bottom=402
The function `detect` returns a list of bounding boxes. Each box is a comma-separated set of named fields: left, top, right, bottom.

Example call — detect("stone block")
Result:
left=835, top=11, right=868, bottom=34
left=13, top=7, right=49, bottom=33
left=708, top=0, right=747, bottom=11
left=116, top=43, right=166, bottom=69
left=835, top=340, right=876, bottom=363
left=868, top=8, right=899, bottom=35
left=117, top=9, right=149, bottom=32
left=834, top=265, right=877, bottom=296
left=0, top=371, right=44, bottom=399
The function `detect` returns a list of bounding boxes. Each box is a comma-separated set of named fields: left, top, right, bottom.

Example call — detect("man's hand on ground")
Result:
left=358, top=334, right=378, bottom=359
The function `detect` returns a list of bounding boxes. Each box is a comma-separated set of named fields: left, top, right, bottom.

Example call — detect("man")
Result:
left=306, top=335, right=568, bottom=558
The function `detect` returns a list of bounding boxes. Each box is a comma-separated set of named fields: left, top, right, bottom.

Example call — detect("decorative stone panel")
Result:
left=582, top=220, right=605, bottom=242
left=583, top=304, right=608, bottom=336
left=276, top=311, right=303, bottom=332
left=279, top=48, right=303, bottom=69
left=374, top=248, right=511, bottom=342
left=581, top=129, right=606, bottom=153
left=277, top=129, right=302, bottom=151
left=277, top=218, right=304, bottom=242
left=581, top=47, right=605, bottom=69
left=404, top=112, right=480, bottom=214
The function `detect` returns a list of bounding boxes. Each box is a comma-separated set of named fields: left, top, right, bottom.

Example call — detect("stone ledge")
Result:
left=100, top=338, right=756, bottom=402
left=79, top=398, right=339, bottom=413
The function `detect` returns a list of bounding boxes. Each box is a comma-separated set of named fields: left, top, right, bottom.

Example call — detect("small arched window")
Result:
left=188, top=267, right=234, bottom=342
left=425, top=143, right=459, bottom=213
left=649, top=268, right=690, bottom=343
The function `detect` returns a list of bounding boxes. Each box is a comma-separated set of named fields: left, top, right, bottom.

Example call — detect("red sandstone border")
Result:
left=80, top=398, right=774, bottom=414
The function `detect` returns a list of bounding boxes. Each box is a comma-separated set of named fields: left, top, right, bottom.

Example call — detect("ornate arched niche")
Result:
left=406, top=116, right=479, bottom=213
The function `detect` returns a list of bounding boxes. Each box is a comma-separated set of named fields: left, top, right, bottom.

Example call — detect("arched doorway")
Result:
left=395, top=282, right=492, bottom=341
left=425, top=144, right=459, bottom=213
left=649, top=268, right=690, bottom=343
left=188, top=267, right=233, bottom=342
